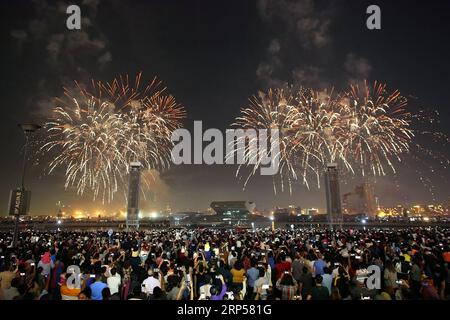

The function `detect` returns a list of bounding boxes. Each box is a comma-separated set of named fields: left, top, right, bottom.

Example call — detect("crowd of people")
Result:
left=0, top=226, right=449, bottom=301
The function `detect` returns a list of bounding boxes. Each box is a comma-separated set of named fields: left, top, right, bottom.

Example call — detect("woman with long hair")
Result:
left=231, top=260, right=245, bottom=292
left=120, top=260, right=132, bottom=300
left=384, top=260, right=398, bottom=293
left=333, top=266, right=351, bottom=299
left=275, top=272, right=298, bottom=300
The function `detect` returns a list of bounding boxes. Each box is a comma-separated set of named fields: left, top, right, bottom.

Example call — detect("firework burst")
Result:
left=230, top=86, right=348, bottom=192
left=230, top=87, right=300, bottom=193
left=231, top=80, right=419, bottom=193
left=340, top=80, right=414, bottom=176
left=289, top=87, right=349, bottom=187
left=41, top=74, right=185, bottom=202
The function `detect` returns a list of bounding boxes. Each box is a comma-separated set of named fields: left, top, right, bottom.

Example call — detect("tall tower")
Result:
left=56, top=201, right=64, bottom=218
left=127, top=162, right=143, bottom=231
left=325, top=163, right=342, bottom=226
left=362, top=181, right=376, bottom=218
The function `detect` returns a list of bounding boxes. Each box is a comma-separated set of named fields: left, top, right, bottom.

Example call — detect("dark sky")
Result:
left=1, top=0, right=450, bottom=215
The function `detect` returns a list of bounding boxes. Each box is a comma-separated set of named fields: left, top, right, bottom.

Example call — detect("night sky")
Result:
left=1, top=0, right=450, bottom=215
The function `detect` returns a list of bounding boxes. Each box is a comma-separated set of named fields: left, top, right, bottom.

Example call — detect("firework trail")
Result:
left=339, top=80, right=413, bottom=177
left=229, top=86, right=348, bottom=192
left=97, top=73, right=186, bottom=136
left=230, top=87, right=300, bottom=193
left=404, top=109, right=450, bottom=197
left=41, top=73, right=186, bottom=203
left=340, top=84, right=449, bottom=199
left=42, top=97, right=129, bottom=202
left=290, top=87, right=350, bottom=187
left=231, top=80, right=449, bottom=197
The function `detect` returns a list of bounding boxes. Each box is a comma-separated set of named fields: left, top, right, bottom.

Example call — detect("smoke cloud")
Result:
left=10, top=0, right=112, bottom=118
left=256, top=0, right=372, bottom=90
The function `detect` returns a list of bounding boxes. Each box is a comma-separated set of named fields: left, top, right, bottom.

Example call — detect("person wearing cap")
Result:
left=37, top=252, right=53, bottom=277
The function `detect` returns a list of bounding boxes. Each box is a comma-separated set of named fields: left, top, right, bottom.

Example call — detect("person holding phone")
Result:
left=384, top=260, right=398, bottom=291
left=166, top=272, right=182, bottom=300
left=246, top=260, right=259, bottom=298
left=217, top=259, right=233, bottom=286
left=198, top=274, right=213, bottom=300
left=175, top=270, right=194, bottom=300
left=298, top=266, right=314, bottom=300
left=37, top=252, right=53, bottom=278
left=292, top=252, right=304, bottom=283
left=141, top=269, right=161, bottom=297
left=210, top=274, right=227, bottom=300
left=313, top=253, right=327, bottom=277
left=89, top=274, right=107, bottom=300
left=321, top=267, right=333, bottom=296
left=107, top=267, right=121, bottom=297
left=275, top=251, right=292, bottom=280
left=254, top=267, right=271, bottom=300
left=276, top=271, right=298, bottom=300
left=0, top=261, right=17, bottom=292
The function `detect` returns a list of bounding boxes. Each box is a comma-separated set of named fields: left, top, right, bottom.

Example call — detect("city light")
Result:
left=74, top=210, right=84, bottom=219
left=149, top=211, right=158, bottom=219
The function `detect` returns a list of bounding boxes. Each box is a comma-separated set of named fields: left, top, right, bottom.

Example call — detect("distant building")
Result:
left=325, top=163, right=342, bottom=223
left=210, top=201, right=256, bottom=218
left=305, top=208, right=319, bottom=216
left=402, top=207, right=408, bottom=217
left=411, top=205, right=425, bottom=216
left=56, top=201, right=65, bottom=218
left=342, top=182, right=376, bottom=217
left=273, top=205, right=301, bottom=220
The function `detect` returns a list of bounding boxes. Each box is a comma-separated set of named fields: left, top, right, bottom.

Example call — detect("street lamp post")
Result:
left=12, top=123, right=41, bottom=247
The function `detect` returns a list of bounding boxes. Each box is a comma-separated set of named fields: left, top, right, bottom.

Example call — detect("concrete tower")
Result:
left=325, top=163, right=342, bottom=226
left=126, top=162, right=143, bottom=230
